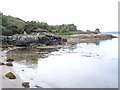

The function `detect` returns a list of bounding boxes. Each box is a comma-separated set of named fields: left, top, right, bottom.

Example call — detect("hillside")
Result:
left=1, top=14, right=26, bottom=35
left=0, top=13, right=79, bottom=36
left=0, top=13, right=100, bottom=36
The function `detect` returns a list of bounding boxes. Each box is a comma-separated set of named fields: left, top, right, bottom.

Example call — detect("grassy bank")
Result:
left=53, top=30, right=81, bottom=35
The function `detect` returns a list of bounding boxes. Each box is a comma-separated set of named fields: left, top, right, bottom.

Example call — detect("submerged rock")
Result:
left=35, top=85, right=42, bottom=88
left=69, top=33, right=117, bottom=39
left=6, top=62, right=13, bottom=66
left=0, top=62, right=5, bottom=65
left=82, top=55, right=92, bottom=57
left=22, top=82, right=30, bottom=88
left=6, top=58, right=14, bottom=62
left=5, top=72, right=16, bottom=79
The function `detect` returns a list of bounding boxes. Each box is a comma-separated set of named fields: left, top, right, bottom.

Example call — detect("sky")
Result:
left=0, top=0, right=119, bottom=32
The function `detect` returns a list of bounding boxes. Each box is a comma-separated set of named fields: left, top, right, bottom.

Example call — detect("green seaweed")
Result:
left=6, top=58, right=14, bottom=62
left=5, top=72, right=16, bottom=79
left=6, top=62, right=13, bottom=66
left=22, top=82, right=30, bottom=88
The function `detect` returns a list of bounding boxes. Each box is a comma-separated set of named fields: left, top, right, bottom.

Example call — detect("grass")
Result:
left=53, top=30, right=81, bottom=35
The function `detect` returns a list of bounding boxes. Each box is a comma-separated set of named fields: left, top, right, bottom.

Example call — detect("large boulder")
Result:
left=1, top=34, right=67, bottom=47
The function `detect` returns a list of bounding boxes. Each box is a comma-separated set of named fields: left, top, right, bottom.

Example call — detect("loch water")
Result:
left=7, top=32, right=118, bottom=88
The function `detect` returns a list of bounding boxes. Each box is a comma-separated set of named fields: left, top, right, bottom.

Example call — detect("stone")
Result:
left=6, top=58, right=14, bottom=62
left=6, top=62, right=13, bottom=66
left=5, top=72, right=16, bottom=79
left=1, top=34, right=67, bottom=47
left=0, top=62, right=5, bottom=65
left=35, top=85, right=42, bottom=88
left=22, top=82, right=30, bottom=88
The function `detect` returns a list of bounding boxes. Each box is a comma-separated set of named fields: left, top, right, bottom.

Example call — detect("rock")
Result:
left=35, top=85, right=42, bottom=88
left=0, top=62, right=5, bottom=65
left=22, top=82, right=30, bottom=88
left=68, top=42, right=77, bottom=45
left=6, top=62, right=13, bottom=66
left=69, top=33, right=118, bottom=39
left=5, top=72, right=16, bottom=79
left=82, top=55, right=91, bottom=57
left=1, top=34, right=67, bottom=47
left=6, top=58, right=14, bottom=62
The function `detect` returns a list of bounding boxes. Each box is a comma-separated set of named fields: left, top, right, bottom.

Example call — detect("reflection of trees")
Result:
left=95, top=42, right=100, bottom=45
left=86, top=41, right=100, bottom=46
left=6, top=48, right=57, bottom=68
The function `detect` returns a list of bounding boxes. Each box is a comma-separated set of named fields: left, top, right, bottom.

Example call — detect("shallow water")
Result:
left=7, top=37, right=118, bottom=88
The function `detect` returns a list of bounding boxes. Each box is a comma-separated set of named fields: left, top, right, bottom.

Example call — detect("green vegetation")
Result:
left=0, top=13, right=100, bottom=36
left=1, top=13, right=78, bottom=36
left=68, top=42, right=77, bottom=45
left=95, top=28, right=101, bottom=33
left=1, top=13, right=25, bottom=36
left=53, top=30, right=81, bottom=35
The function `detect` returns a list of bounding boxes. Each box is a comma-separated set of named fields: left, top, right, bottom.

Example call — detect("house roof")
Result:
left=32, top=29, right=48, bottom=32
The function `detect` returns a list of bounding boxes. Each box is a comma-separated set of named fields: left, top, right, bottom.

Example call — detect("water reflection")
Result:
left=86, top=41, right=100, bottom=45
left=7, top=48, right=58, bottom=68
left=6, top=40, right=103, bottom=68
left=6, top=38, right=118, bottom=88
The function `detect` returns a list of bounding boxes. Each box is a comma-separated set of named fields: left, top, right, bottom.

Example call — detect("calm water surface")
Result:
left=8, top=36, right=118, bottom=88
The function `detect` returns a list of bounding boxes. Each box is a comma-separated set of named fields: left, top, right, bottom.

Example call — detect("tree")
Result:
left=2, top=15, right=9, bottom=27
left=7, top=25, right=18, bottom=34
left=95, top=28, right=101, bottom=33
left=86, top=30, right=91, bottom=32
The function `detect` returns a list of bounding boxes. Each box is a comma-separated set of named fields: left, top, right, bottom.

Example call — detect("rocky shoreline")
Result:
left=1, top=34, right=67, bottom=47
left=0, top=33, right=118, bottom=88
left=63, top=33, right=117, bottom=43
left=0, top=44, right=74, bottom=88
left=0, top=33, right=117, bottom=47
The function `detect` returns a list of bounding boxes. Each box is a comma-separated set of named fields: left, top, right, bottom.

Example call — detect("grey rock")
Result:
left=1, top=34, right=67, bottom=47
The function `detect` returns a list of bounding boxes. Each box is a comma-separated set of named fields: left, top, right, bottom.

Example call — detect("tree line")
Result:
left=0, top=14, right=100, bottom=36
left=1, top=14, right=78, bottom=36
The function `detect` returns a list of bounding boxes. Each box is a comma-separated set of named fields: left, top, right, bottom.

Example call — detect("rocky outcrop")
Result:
left=1, top=34, right=67, bottom=47
left=69, top=33, right=117, bottom=39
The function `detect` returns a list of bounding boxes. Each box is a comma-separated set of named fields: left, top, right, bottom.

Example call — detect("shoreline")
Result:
left=3, top=37, right=118, bottom=88
left=0, top=33, right=118, bottom=88
left=0, top=48, right=23, bottom=88
left=62, top=33, right=118, bottom=43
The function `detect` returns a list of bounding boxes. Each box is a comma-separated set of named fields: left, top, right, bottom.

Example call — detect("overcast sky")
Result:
left=0, top=0, right=119, bottom=32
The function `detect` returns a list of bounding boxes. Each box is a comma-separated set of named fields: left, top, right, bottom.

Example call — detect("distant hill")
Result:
left=1, top=14, right=26, bottom=35
left=5, top=15, right=25, bottom=25
left=0, top=13, right=99, bottom=36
